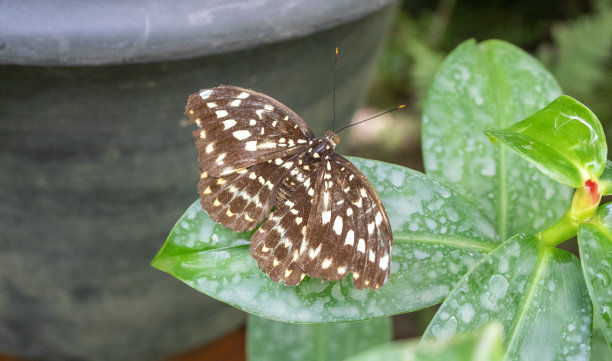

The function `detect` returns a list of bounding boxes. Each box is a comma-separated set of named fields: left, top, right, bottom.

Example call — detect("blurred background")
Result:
left=1, top=0, right=611, bottom=360
left=347, top=0, right=612, bottom=172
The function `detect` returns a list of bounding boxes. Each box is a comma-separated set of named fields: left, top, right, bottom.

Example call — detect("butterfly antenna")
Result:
left=333, top=47, right=338, bottom=132
left=336, top=105, right=406, bottom=134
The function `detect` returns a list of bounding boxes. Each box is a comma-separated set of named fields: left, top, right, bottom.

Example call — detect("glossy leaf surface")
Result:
left=485, top=95, right=606, bottom=188
left=152, top=158, right=497, bottom=322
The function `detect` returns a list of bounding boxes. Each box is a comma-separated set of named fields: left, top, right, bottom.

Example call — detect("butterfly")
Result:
left=185, top=85, right=393, bottom=290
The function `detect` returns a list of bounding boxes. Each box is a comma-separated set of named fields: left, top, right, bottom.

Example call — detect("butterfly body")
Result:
left=186, top=85, right=392, bottom=290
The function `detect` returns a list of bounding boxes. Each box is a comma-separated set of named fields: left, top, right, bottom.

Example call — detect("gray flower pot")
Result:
left=0, top=0, right=398, bottom=360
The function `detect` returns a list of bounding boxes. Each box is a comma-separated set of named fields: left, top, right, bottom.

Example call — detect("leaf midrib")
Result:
left=504, top=246, right=551, bottom=357
left=483, top=42, right=510, bottom=243
left=394, top=232, right=496, bottom=253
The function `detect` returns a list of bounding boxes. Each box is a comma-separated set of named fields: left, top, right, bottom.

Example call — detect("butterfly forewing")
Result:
left=302, top=154, right=393, bottom=289
left=187, top=86, right=314, bottom=177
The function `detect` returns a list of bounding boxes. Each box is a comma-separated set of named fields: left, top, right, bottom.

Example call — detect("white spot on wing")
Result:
left=245, top=141, right=257, bottom=151
left=309, top=245, right=321, bottom=259
left=344, top=230, right=354, bottom=246
left=237, top=92, right=250, bottom=99
left=379, top=253, right=389, bottom=270
left=216, top=110, right=229, bottom=118
left=215, top=153, right=226, bottom=165
left=232, top=130, right=251, bottom=140
left=375, top=212, right=383, bottom=226
left=322, top=210, right=331, bottom=224
left=333, top=216, right=343, bottom=235
left=199, top=89, right=213, bottom=99
left=223, top=119, right=236, bottom=129
left=357, top=238, right=365, bottom=253
left=258, top=141, right=277, bottom=149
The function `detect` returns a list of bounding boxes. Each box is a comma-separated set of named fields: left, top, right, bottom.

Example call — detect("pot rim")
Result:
left=0, top=0, right=397, bottom=66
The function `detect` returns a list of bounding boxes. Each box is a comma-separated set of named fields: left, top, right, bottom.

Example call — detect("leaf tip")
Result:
left=483, top=129, right=498, bottom=144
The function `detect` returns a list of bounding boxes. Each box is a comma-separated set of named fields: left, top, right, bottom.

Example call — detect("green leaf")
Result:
left=422, top=234, right=592, bottom=361
left=247, top=315, right=391, bottom=361
left=591, top=323, right=612, bottom=361
left=599, top=160, right=612, bottom=195
left=485, top=95, right=607, bottom=188
left=347, top=323, right=504, bottom=361
left=578, top=202, right=612, bottom=347
left=422, top=39, right=571, bottom=241
left=152, top=157, right=498, bottom=322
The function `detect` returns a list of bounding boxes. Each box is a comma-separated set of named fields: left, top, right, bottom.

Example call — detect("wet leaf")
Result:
left=422, top=39, right=571, bottom=241
left=423, top=234, right=592, bottom=361
left=152, top=157, right=498, bottom=322
left=485, top=95, right=606, bottom=188
left=247, top=315, right=391, bottom=361
left=578, top=202, right=612, bottom=347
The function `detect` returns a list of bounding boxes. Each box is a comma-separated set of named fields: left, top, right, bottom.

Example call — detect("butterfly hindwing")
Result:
left=198, top=153, right=303, bottom=232
left=187, top=86, right=314, bottom=177
left=249, top=154, right=319, bottom=285
left=302, top=154, right=393, bottom=289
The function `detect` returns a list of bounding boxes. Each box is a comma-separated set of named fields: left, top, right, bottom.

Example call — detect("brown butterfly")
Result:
left=186, top=85, right=393, bottom=289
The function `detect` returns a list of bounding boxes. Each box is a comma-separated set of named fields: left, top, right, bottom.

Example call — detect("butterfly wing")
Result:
left=249, top=154, right=318, bottom=285
left=198, top=153, right=303, bottom=232
left=302, top=154, right=393, bottom=290
left=186, top=85, right=315, bottom=177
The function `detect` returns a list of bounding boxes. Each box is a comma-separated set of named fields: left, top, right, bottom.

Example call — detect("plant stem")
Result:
left=538, top=211, right=578, bottom=247
left=538, top=179, right=601, bottom=247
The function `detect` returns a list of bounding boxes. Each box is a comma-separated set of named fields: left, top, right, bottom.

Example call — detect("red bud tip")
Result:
left=585, top=179, right=600, bottom=204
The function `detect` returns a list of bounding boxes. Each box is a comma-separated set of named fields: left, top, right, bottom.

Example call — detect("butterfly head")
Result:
left=325, top=130, right=341, bottom=145
left=307, top=131, right=339, bottom=160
